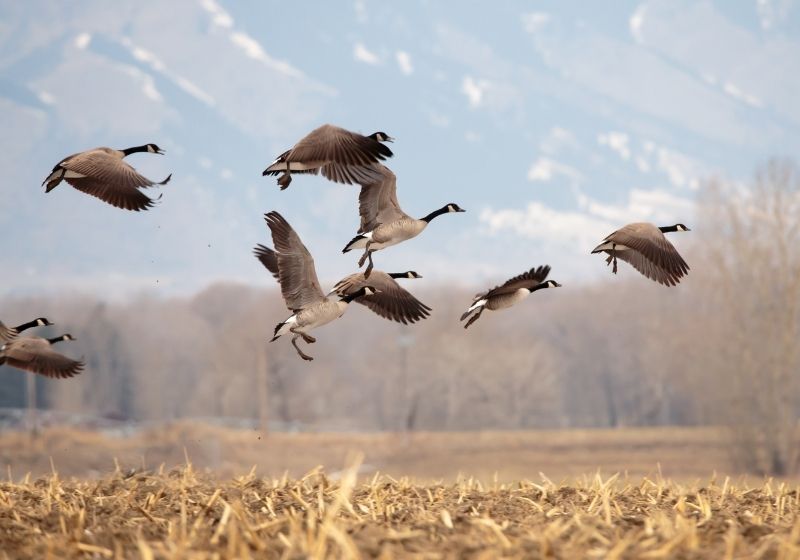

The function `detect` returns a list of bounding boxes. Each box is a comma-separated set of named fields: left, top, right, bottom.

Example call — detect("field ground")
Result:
left=1, top=426, right=800, bottom=558
left=2, top=461, right=799, bottom=559
left=0, top=423, right=746, bottom=482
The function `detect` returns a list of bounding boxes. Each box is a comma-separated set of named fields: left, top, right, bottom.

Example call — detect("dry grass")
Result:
left=1, top=458, right=800, bottom=559
left=0, top=423, right=736, bottom=481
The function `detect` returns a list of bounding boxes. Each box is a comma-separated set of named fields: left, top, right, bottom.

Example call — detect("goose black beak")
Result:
left=457, top=208, right=466, bottom=212
left=156, top=149, right=166, bottom=155
left=385, top=136, right=395, bottom=143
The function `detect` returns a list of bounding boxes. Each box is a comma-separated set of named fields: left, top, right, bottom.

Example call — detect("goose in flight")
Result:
left=460, top=266, right=561, bottom=329
left=591, top=223, right=690, bottom=286
left=262, top=211, right=379, bottom=361
left=342, top=165, right=465, bottom=277
left=255, top=244, right=431, bottom=325
left=43, top=144, right=171, bottom=211
left=262, top=124, right=394, bottom=190
left=0, top=334, right=84, bottom=378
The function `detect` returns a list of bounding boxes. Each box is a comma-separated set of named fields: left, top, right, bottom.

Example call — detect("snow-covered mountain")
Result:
left=1, top=0, right=798, bottom=297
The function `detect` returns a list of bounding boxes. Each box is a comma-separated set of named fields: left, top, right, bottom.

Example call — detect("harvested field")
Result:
left=1, top=460, right=800, bottom=559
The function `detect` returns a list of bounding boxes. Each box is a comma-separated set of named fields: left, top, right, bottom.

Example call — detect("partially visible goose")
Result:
left=262, top=124, right=394, bottom=190
left=263, top=212, right=379, bottom=361
left=43, top=144, right=171, bottom=211
left=591, top=222, right=690, bottom=286
left=254, top=244, right=431, bottom=325
left=0, top=334, right=84, bottom=378
left=0, top=317, right=52, bottom=342
left=342, top=165, right=465, bottom=277
left=460, top=266, right=561, bottom=329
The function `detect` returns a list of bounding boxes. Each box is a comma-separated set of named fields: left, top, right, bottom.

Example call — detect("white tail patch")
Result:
left=275, top=315, right=297, bottom=338
left=467, top=298, right=487, bottom=313
left=346, top=233, right=372, bottom=251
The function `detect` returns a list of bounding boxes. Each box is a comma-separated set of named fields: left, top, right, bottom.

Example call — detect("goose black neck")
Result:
left=530, top=282, right=550, bottom=293
left=47, top=335, right=68, bottom=345
left=13, top=319, right=45, bottom=333
left=122, top=145, right=150, bottom=156
left=421, top=206, right=449, bottom=223
left=388, top=272, right=406, bottom=279
left=659, top=225, right=679, bottom=233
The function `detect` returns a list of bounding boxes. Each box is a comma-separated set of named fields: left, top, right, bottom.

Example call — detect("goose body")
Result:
left=0, top=317, right=52, bottom=342
left=262, top=212, right=378, bottom=361
left=0, top=334, right=83, bottom=378
left=263, top=124, right=394, bottom=190
left=591, top=222, right=690, bottom=286
left=255, top=244, right=430, bottom=325
left=342, top=165, right=465, bottom=276
left=460, top=266, right=561, bottom=329
left=43, top=144, right=171, bottom=211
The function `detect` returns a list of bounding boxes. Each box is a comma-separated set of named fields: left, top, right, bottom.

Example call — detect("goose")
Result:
left=591, top=223, right=690, bottom=286
left=43, top=144, right=171, bottom=211
left=460, top=266, right=561, bottom=329
left=0, top=317, right=52, bottom=342
left=263, top=211, right=379, bottom=361
left=262, top=124, right=394, bottom=190
left=342, top=165, right=465, bottom=277
left=255, top=244, right=431, bottom=324
left=0, top=334, right=84, bottom=378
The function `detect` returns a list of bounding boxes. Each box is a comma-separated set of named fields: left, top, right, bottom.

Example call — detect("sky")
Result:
left=1, top=0, right=799, bottom=299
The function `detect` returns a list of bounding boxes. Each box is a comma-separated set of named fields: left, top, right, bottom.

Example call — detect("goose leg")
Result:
left=364, top=251, right=374, bottom=278
left=464, top=308, right=483, bottom=329
left=290, top=334, right=314, bottom=361
left=612, top=248, right=618, bottom=274
left=301, top=333, right=316, bottom=344
left=278, top=171, right=292, bottom=190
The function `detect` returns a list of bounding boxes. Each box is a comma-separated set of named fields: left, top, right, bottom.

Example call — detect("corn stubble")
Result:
left=1, top=462, right=799, bottom=559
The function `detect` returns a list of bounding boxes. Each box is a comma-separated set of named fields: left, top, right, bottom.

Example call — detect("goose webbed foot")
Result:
left=278, top=172, right=292, bottom=190
left=612, top=253, right=618, bottom=274
left=464, top=309, right=483, bottom=329
left=358, top=249, right=369, bottom=267
left=291, top=335, right=314, bottom=361
left=301, top=333, right=316, bottom=344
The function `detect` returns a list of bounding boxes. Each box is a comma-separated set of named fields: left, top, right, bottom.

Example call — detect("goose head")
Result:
left=35, top=318, right=53, bottom=327
left=146, top=143, right=165, bottom=155
left=369, top=132, right=394, bottom=143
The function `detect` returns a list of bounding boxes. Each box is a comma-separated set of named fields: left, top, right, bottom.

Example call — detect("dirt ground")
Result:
left=0, top=423, right=740, bottom=482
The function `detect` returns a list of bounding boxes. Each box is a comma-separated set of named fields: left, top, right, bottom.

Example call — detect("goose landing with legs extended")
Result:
left=460, top=266, right=562, bottom=329
left=262, top=211, right=380, bottom=361
left=262, top=124, right=394, bottom=190
left=592, top=222, right=690, bottom=286
left=255, top=245, right=431, bottom=325
left=43, top=144, right=171, bottom=211
left=343, top=165, right=465, bottom=277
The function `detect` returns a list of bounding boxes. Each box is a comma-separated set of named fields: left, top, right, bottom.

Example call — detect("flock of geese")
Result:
left=1, top=124, right=690, bottom=369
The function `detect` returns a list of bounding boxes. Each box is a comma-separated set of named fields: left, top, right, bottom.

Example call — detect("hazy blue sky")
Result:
left=1, top=0, right=798, bottom=298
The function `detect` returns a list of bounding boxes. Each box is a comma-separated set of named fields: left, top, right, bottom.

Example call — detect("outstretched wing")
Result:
left=357, top=165, right=410, bottom=233
left=333, top=271, right=431, bottom=325
left=2, top=338, right=84, bottom=379
left=253, top=244, right=280, bottom=281
left=264, top=212, right=325, bottom=311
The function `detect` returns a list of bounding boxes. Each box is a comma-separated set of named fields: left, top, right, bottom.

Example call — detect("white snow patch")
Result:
left=521, top=12, right=551, bottom=33
left=396, top=51, right=413, bottom=75
left=354, top=43, right=380, bottom=65
left=629, top=4, right=647, bottom=43
left=597, top=131, right=631, bottom=160
left=74, top=33, right=91, bottom=50
left=200, top=0, right=234, bottom=28
left=461, top=75, right=489, bottom=108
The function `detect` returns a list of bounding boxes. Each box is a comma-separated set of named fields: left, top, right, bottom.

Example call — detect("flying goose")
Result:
left=342, top=165, right=465, bottom=277
left=262, top=124, right=394, bottom=190
left=263, top=211, right=379, bottom=361
left=0, top=317, right=52, bottom=342
left=0, top=334, right=84, bottom=378
left=460, top=266, right=562, bottom=329
left=255, top=244, right=431, bottom=325
left=43, top=144, right=171, bottom=211
left=591, top=223, right=690, bottom=286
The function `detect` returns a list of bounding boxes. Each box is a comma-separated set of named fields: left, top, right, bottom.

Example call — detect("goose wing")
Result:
left=608, top=223, right=689, bottom=286
left=1, top=338, right=84, bottom=379
left=292, top=125, right=392, bottom=185
left=253, top=244, right=280, bottom=281
left=264, top=212, right=325, bottom=311
left=332, top=271, right=432, bottom=325
left=357, top=165, right=410, bottom=233
left=0, top=321, right=16, bottom=342
left=62, top=149, right=171, bottom=211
